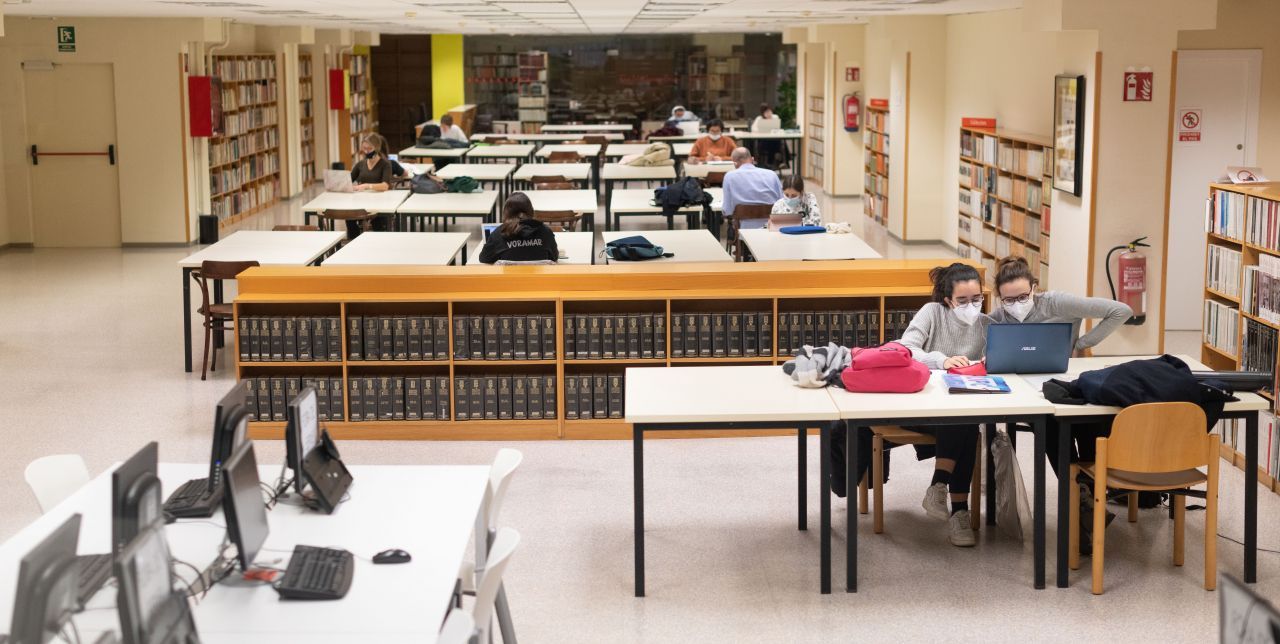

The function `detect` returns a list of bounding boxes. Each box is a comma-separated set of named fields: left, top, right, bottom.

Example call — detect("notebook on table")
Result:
left=943, top=374, right=1012, bottom=394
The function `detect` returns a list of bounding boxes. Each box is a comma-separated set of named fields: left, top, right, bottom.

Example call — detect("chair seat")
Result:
left=870, top=425, right=935, bottom=445
left=198, top=303, right=234, bottom=318
left=1080, top=464, right=1206, bottom=491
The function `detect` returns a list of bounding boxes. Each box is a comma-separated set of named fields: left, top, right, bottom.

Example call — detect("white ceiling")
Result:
left=1, top=0, right=1021, bottom=35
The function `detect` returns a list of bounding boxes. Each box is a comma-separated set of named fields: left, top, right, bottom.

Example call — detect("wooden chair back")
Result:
left=732, top=203, right=774, bottom=221
left=530, top=175, right=568, bottom=184
left=533, top=181, right=576, bottom=191
left=1103, top=402, right=1212, bottom=473
left=534, top=210, right=581, bottom=232
left=317, top=208, right=376, bottom=233
left=705, top=171, right=727, bottom=187
left=272, top=225, right=320, bottom=231
left=196, top=259, right=259, bottom=282
left=583, top=135, right=609, bottom=145
left=549, top=151, right=582, bottom=164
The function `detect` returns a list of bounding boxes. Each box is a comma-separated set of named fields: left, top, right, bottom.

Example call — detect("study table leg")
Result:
left=182, top=267, right=193, bottom=372
left=819, top=424, right=831, bottom=594
left=798, top=426, right=807, bottom=531
left=846, top=420, right=858, bottom=592
left=1056, top=418, right=1071, bottom=588
left=1246, top=411, right=1258, bottom=583
left=1033, top=417, right=1046, bottom=590
left=633, top=424, right=645, bottom=597
left=985, top=424, right=997, bottom=526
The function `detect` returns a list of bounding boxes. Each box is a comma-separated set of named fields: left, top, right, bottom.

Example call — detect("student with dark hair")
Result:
left=989, top=256, right=1131, bottom=352
left=687, top=118, right=736, bottom=163
left=478, top=192, right=558, bottom=264
left=351, top=133, right=392, bottom=192
left=770, top=174, right=821, bottom=228
left=439, top=114, right=469, bottom=144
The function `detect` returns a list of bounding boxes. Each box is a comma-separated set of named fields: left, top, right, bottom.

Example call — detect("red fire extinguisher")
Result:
left=1105, top=236, right=1150, bottom=325
left=844, top=94, right=860, bottom=132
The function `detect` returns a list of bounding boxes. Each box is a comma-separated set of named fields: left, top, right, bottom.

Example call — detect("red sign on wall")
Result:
left=845, top=67, right=860, bottom=82
left=961, top=117, right=997, bottom=130
left=1123, top=70, right=1153, bottom=102
left=868, top=98, right=889, bottom=109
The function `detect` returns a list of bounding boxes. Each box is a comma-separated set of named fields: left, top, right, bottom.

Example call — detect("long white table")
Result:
left=0, top=462, right=488, bottom=643
left=398, top=146, right=473, bottom=160
left=534, top=144, right=601, bottom=160
left=472, top=133, right=623, bottom=143
left=466, top=231, right=593, bottom=266
left=682, top=161, right=735, bottom=179
left=464, top=144, right=536, bottom=163
left=600, top=229, right=731, bottom=264
left=542, top=123, right=633, bottom=133
left=601, top=144, right=651, bottom=160
left=601, top=163, right=678, bottom=226
left=397, top=191, right=499, bottom=233
left=300, top=190, right=412, bottom=227
left=323, top=232, right=471, bottom=266
left=511, top=163, right=594, bottom=195
left=526, top=189, right=598, bottom=214
left=739, top=229, right=882, bottom=261
left=433, top=163, right=517, bottom=201
left=609, top=188, right=722, bottom=231
left=178, top=231, right=346, bottom=372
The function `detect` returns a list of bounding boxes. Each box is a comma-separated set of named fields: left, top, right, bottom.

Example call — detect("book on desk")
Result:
left=944, top=374, right=1012, bottom=394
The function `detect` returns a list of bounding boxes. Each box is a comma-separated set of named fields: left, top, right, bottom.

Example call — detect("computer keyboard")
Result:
left=76, top=553, right=114, bottom=607
left=163, top=478, right=219, bottom=518
left=275, top=546, right=354, bottom=600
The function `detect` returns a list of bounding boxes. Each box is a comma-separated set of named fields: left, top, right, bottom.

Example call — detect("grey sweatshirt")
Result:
left=898, top=302, right=992, bottom=369
left=988, top=291, right=1132, bottom=350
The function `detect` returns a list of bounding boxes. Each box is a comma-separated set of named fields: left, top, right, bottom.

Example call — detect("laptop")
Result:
left=678, top=121, right=701, bottom=137
left=756, top=116, right=782, bottom=132
left=323, top=169, right=354, bottom=193
left=984, top=323, right=1073, bottom=374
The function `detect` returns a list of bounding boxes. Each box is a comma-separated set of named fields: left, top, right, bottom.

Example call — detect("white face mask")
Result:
left=1003, top=294, right=1034, bottom=322
left=709, top=133, right=722, bottom=141
left=951, top=301, right=982, bottom=326
left=785, top=196, right=801, bottom=208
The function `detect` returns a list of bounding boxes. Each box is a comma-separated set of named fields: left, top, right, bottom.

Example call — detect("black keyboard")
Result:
left=163, top=478, right=220, bottom=518
left=75, top=553, right=113, bottom=607
left=275, top=546, right=354, bottom=600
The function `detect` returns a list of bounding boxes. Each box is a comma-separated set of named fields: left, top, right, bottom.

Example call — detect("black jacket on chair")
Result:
left=1042, top=354, right=1236, bottom=428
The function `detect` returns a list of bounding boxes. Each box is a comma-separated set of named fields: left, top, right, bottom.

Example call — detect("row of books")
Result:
left=1236, top=192, right=1280, bottom=251
left=210, top=179, right=277, bottom=219
left=220, top=80, right=277, bottom=111
left=866, top=151, right=887, bottom=176
left=960, top=131, right=999, bottom=165
left=299, top=56, right=312, bottom=79
left=214, top=57, right=277, bottom=82
left=1204, top=300, right=1241, bottom=357
left=562, top=314, right=667, bottom=360
left=343, top=315, right=449, bottom=361
left=864, top=193, right=887, bottom=222
left=1243, top=255, right=1280, bottom=323
left=565, top=373, right=626, bottom=420
left=998, top=143, right=1046, bottom=178
left=245, top=376, right=345, bottom=422
left=866, top=109, right=888, bottom=133
left=1241, top=318, right=1278, bottom=395
left=1215, top=411, right=1280, bottom=481
left=454, top=374, right=557, bottom=421
left=775, top=310, right=902, bottom=354
left=210, top=152, right=279, bottom=196
left=864, top=172, right=887, bottom=197
left=350, top=54, right=369, bottom=76
left=1207, top=189, right=1247, bottom=240
left=1206, top=243, right=1243, bottom=298
left=239, top=316, right=342, bottom=363
left=219, top=106, right=278, bottom=138
left=208, top=129, right=279, bottom=167
left=866, top=131, right=888, bottom=154
left=448, top=315, right=558, bottom=361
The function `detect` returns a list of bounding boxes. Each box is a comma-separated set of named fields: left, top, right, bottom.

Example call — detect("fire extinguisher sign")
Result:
left=1123, top=68, right=1153, bottom=102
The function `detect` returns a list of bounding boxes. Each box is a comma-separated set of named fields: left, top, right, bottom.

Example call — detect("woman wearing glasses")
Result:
left=988, top=256, right=1131, bottom=352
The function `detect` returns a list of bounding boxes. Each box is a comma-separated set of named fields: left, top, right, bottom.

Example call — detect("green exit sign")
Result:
left=57, top=26, right=75, bottom=53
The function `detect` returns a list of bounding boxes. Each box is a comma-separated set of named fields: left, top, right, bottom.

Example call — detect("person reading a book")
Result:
left=687, top=119, right=736, bottom=163
left=479, top=192, right=559, bottom=265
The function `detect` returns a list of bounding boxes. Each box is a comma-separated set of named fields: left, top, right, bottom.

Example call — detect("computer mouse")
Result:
left=373, top=549, right=412, bottom=564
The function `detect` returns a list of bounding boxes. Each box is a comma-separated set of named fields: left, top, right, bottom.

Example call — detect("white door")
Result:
left=1165, top=50, right=1261, bottom=329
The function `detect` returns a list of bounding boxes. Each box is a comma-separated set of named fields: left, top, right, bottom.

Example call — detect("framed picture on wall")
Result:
left=1053, top=74, right=1085, bottom=197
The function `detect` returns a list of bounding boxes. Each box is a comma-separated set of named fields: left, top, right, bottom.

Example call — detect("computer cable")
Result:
left=1218, top=532, right=1280, bottom=555
left=170, top=557, right=205, bottom=600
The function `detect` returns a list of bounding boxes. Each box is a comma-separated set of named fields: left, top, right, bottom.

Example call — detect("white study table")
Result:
left=472, top=132, right=623, bottom=143
left=608, top=188, right=722, bottom=232
left=323, top=232, right=471, bottom=266
left=600, top=229, right=731, bottom=264
left=512, top=162, right=593, bottom=187
left=400, top=162, right=434, bottom=176
left=397, top=145, right=473, bottom=160
left=624, top=365, right=840, bottom=596
left=533, top=144, right=601, bottom=160
left=601, top=163, right=677, bottom=225
left=397, top=191, right=499, bottom=233
left=466, top=231, right=593, bottom=266
left=681, top=161, right=736, bottom=179
left=300, top=190, right=411, bottom=227
left=739, top=229, right=882, bottom=261
left=177, top=230, right=346, bottom=373
left=542, top=123, right=633, bottom=133
left=0, top=462, right=488, bottom=643
left=671, top=142, right=693, bottom=158
left=433, top=163, right=517, bottom=201
left=525, top=189, right=598, bottom=214
left=464, top=144, right=536, bottom=164
left=600, top=143, right=651, bottom=160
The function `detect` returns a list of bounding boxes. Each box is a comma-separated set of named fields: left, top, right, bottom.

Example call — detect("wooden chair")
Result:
left=1069, top=402, right=1219, bottom=594
left=191, top=260, right=259, bottom=380
left=858, top=426, right=983, bottom=534
left=271, top=224, right=319, bottom=231
left=535, top=210, right=582, bottom=232
left=727, top=203, right=773, bottom=259
left=583, top=135, right=609, bottom=146
left=705, top=171, right=726, bottom=187
left=317, top=208, right=377, bottom=239
left=549, top=151, right=582, bottom=164
left=533, top=181, right=576, bottom=191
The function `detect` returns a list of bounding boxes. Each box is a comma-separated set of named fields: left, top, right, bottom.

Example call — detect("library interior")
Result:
left=3, top=0, right=1280, bottom=642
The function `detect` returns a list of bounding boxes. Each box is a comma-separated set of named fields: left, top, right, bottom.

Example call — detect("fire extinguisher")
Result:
left=1105, top=236, right=1151, bottom=325
left=844, top=93, right=860, bottom=132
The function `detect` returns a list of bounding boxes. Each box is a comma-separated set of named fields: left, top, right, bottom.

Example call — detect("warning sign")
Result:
left=1178, top=108, right=1202, bottom=142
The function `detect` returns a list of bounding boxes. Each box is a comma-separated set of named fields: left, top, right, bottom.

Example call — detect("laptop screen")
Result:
left=482, top=224, right=498, bottom=242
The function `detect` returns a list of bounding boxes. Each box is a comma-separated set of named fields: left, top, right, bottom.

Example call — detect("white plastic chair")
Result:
left=24, top=454, right=91, bottom=513
left=437, top=610, right=476, bottom=644
left=457, top=449, right=522, bottom=643
left=472, top=528, right=520, bottom=644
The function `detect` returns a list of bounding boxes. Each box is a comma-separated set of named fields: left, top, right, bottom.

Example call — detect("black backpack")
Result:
left=603, top=236, right=673, bottom=261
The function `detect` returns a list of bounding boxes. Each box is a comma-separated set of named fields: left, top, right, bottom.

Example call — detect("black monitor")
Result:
left=284, top=387, right=320, bottom=495
left=208, top=382, right=250, bottom=483
left=221, top=437, right=269, bottom=571
left=9, top=514, right=81, bottom=644
left=114, top=526, right=198, bottom=644
left=112, top=442, right=161, bottom=556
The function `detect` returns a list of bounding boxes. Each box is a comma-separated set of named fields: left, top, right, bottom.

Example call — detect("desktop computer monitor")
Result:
left=285, top=387, right=320, bottom=495
left=112, top=442, right=161, bottom=556
left=114, top=526, right=198, bottom=644
left=221, top=436, right=269, bottom=571
left=9, top=514, right=82, bottom=644
left=210, top=382, right=250, bottom=480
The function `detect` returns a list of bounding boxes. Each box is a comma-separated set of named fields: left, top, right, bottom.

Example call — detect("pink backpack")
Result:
left=840, top=342, right=930, bottom=393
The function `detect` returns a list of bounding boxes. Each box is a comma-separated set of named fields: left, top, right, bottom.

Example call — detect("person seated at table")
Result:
left=752, top=104, right=783, bottom=168
left=721, top=147, right=782, bottom=219
left=687, top=119, right=736, bottom=163
left=670, top=105, right=698, bottom=122
left=439, top=114, right=469, bottom=144
left=376, top=137, right=410, bottom=183
left=351, top=132, right=392, bottom=192
left=479, top=192, right=559, bottom=264
left=769, top=175, right=821, bottom=229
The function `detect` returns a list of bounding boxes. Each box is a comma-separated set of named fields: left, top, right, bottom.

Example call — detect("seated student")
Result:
left=439, top=114, right=469, bottom=144
left=751, top=104, right=783, bottom=167
left=351, top=132, right=392, bottom=192
left=670, top=105, right=699, bottom=122
left=687, top=119, right=736, bottom=163
left=721, top=147, right=782, bottom=218
left=376, top=138, right=409, bottom=183
left=769, top=175, right=821, bottom=229
left=478, top=192, right=559, bottom=264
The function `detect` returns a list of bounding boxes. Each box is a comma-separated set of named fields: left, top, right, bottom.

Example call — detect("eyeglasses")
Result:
left=999, top=292, right=1032, bottom=306
left=951, top=296, right=984, bottom=307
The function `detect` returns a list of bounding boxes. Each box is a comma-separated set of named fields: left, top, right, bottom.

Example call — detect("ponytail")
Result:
left=928, top=262, right=982, bottom=303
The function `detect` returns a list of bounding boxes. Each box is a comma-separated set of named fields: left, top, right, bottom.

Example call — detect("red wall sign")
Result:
left=845, top=67, right=860, bottom=82
left=1123, top=70, right=1153, bottom=102
left=1177, top=108, right=1202, bottom=142
left=868, top=98, right=889, bottom=109
left=961, top=117, right=997, bottom=130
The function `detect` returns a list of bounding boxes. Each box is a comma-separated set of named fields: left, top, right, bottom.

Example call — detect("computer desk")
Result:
left=623, top=365, right=841, bottom=597
left=0, top=462, right=489, bottom=643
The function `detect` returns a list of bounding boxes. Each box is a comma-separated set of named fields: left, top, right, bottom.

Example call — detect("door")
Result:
left=24, top=63, right=121, bottom=247
left=1165, top=50, right=1261, bottom=329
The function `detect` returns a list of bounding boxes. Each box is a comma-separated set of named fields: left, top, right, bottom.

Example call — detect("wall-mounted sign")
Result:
left=57, top=26, right=76, bottom=53
left=1177, top=108, right=1201, bottom=142
left=1124, top=67, right=1153, bottom=102
left=961, top=117, right=997, bottom=130
left=845, top=67, right=860, bottom=82
left=868, top=98, right=888, bottom=109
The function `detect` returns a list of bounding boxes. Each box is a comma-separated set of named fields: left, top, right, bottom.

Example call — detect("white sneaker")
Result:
left=922, top=482, right=949, bottom=521
left=949, top=511, right=976, bottom=547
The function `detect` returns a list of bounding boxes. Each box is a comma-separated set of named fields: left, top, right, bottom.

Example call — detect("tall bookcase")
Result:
left=298, top=53, right=316, bottom=185
left=863, top=104, right=889, bottom=226
left=955, top=127, right=1052, bottom=289
left=467, top=53, right=519, bottom=121
left=689, top=49, right=744, bottom=118
left=209, top=54, right=281, bottom=227
left=347, top=50, right=377, bottom=161
left=517, top=50, right=548, bottom=134
left=806, top=96, right=824, bottom=184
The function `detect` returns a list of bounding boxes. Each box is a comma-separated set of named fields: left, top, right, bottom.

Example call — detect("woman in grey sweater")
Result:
left=988, top=256, right=1132, bottom=351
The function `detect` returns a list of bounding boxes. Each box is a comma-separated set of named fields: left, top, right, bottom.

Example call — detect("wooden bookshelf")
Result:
left=955, top=126, right=1052, bottom=289
left=806, top=96, right=824, bottom=185
left=688, top=48, right=744, bottom=119
left=347, top=48, right=377, bottom=163
left=232, top=260, right=961, bottom=440
left=1203, top=181, right=1280, bottom=498
left=209, top=54, right=282, bottom=228
left=517, top=50, right=548, bottom=134
left=863, top=104, right=889, bottom=226
left=466, top=52, right=519, bottom=121
left=298, top=52, right=316, bottom=185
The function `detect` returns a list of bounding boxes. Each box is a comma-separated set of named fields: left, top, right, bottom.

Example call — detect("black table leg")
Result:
left=182, top=267, right=193, bottom=372
left=213, top=280, right=224, bottom=348
left=845, top=420, right=858, bottom=593
left=1033, top=418, right=1046, bottom=590
left=634, top=424, right=645, bottom=597
left=798, top=426, right=807, bottom=531
left=985, top=424, right=997, bottom=526
left=1246, top=411, right=1258, bottom=583
left=605, top=181, right=613, bottom=232
left=819, top=423, right=831, bottom=594
left=1056, top=418, right=1071, bottom=588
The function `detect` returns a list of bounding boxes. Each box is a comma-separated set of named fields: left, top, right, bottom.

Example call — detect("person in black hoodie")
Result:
left=478, top=192, right=559, bottom=264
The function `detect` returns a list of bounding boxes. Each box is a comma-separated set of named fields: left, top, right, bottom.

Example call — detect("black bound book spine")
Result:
left=392, top=377, right=406, bottom=421
left=284, top=317, right=298, bottom=361
left=469, top=316, right=485, bottom=360
left=776, top=311, right=790, bottom=356
left=407, top=317, right=423, bottom=361
left=453, top=314, right=470, bottom=359
left=578, top=375, right=593, bottom=419
left=422, top=376, right=436, bottom=420
left=286, top=377, right=302, bottom=413
left=601, top=315, right=615, bottom=359
left=697, top=313, right=712, bottom=358
left=592, top=374, right=608, bottom=419
left=788, top=312, right=803, bottom=355
left=499, top=376, right=513, bottom=420
left=815, top=311, right=830, bottom=346
left=627, top=314, right=641, bottom=358
left=314, top=378, right=330, bottom=421
left=454, top=377, right=469, bottom=421
left=759, top=312, right=773, bottom=357
left=743, top=312, right=758, bottom=357
left=654, top=313, right=667, bottom=359
left=869, top=311, right=881, bottom=346
left=588, top=316, right=602, bottom=359
left=670, top=313, right=684, bottom=358
left=380, top=318, right=395, bottom=361
left=270, top=377, right=287, bottom=421
left=363, top=316, right=379, bottom=361
left=854, top=310, right=868, bottom=347
left=348, top=378, right=364, bottom=422
left=527, top=376, right=543, bottom=420
left=255, top=378, right=271, bottom=421
left=310, top=316, right=325, bottom=361
left=469, top=377, right=484, bottom=420
left=433, top=316, right=449, bottom=360
left=608, top=373, right=624, bottom=419
left=297, top=317, right=312, bottom=361
left=329, top=376, right=344, bottom=421
left=364, top=377, right=379, bottom=421
left=565, top=373, right=579, bottom=419
left=543, top=375, right=557, bottom=419
left=269, top=318, right=284, bottom=361
left=376, top=376, right=392, bottom=421
left=575, top=316, right=589, bottom=359
left=419, top=316, right=433, bottom=360
left=641, top=314, right=654, bottom=358
left=406, top=376, right=421, bottom=421
left=238, top=317, right=251, bottom=362
left=526, top=314, right=542, bottom=360
left=712, top=313, right=727, bottom=357
left=436, top=376, right=451, bottom=420
left=326, top=316, right=341, bottom=361
left=829, top=311, right=843, bottom=348
left=842, top=311, right=857, bottom=347
left=483, top=316, right=499, bottom=360
left=728, top=313, right=743, bottom=357
left=513, top=316, right=528, bottom=360
left=499, top=316, right=515, bottom=360
left=562, top=314, right=576, bottom=359
left=513, top=376, right=528, bottom=420
left=614, top=315, right=628, bottom=358
left=541, top=315, right=556, bottom=359
left=484, top=376, right=499, bottom=420
left=248, top=317, right=262, bottom=362
left=802, top=311, right=815, bottom=347
left=347, top=315, right=363, bottom=360
left=686, top=313, right=700, bottom=358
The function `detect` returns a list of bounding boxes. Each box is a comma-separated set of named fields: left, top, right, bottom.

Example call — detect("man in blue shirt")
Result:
left=721, top=147, right=782, bottom=217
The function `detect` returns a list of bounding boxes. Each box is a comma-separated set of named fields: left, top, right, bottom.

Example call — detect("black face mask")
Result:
left=364, top=151, right=377, bottom=160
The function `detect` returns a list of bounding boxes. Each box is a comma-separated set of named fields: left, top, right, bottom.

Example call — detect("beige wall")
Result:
left=800, top=39, right=827, bottom=186
left=1177, top=0, right=1280, bottom=173
left=811, top=24, right=866, bottom=196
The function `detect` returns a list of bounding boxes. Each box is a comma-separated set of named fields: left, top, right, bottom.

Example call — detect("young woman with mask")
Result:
left=769, top=175, right=822, bottom=228
left=351, top=133, right=392, bottom=192
left=988, top=256, right=1131, bottom=352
